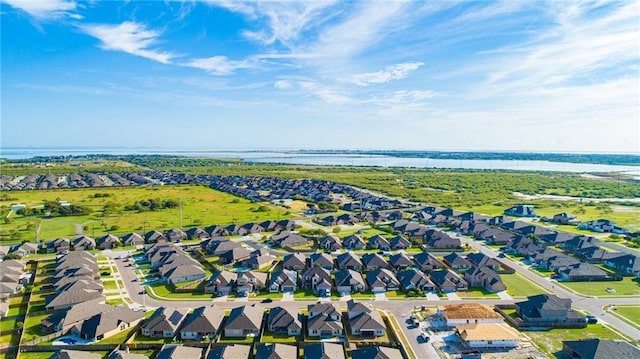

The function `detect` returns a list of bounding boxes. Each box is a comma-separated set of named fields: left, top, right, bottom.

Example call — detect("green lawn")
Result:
left=525, top=324, right=629, bottom=356
left=384, top=290, right=409, bottom=300
left=350, top=292, right=376, bottom=300
left=293, top=289, right=319, bottom=300
left=18, top=351, right=57, bottom=359
left=146, top=283, right=215, bottom=300
left=609, top=305, right=640, bottom=330
left=560, top=277, right=640, bottom=297
left=98, top=323, right=140, bottom=344
left=102, top=280, right=119, bottom=290
left=261, top=331, right=301, bottom=343
left=456, top=288, right=500, bottom=299
left=500, top=273, right=550, bottom=298
left=21, top=312, right=51, bottom=344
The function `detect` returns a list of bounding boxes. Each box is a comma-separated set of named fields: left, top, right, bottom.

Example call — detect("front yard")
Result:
left=500, top=273, right=550, bottom=298
left=609, top=305, right=640, bottom=330
left=560, top=277, right=640, bottom=297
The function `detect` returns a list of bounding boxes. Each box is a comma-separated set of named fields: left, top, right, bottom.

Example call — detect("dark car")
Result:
left=586, top=315, right=598, bottom=324
left=261, top=298, right=273, bottom=303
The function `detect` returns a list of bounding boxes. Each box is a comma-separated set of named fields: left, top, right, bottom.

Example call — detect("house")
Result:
left=269, top=270, right=298, bottom=292
left=464, top=266, right=506, bottom=292
left=412, top=252, right=443, bottom=272
left=185, top=227, right=208, bottom=240
left=307, top=302, right=343, bottom=337
left=336, top=252, right=363, bottom=271
left=267, top=306, right=301, bottom=335
left=51, top=350, right=102, bottom=359
left=46, top=238, right=70, bottom=253
left=179, top=305, right=225, bottom=340
left=244, top=253, right=276, bottom=270
left=397, top=269, right=436, bottom=292
left=389, top=235, right=411, bottom=250
left=11, top=242, right=39, bottom=256
left=504, top=205, right=536, bottom=217
left=429, top=269, right=468, bottom=292
left=204, top=271, right=236, bottom=295
left=74, top=306, right=144, bottom=341
left=240, top=223, right=264, bottom=235
left=145, top=230, right=167, bottom=243
left=271, top=232, right=309, bottom=248
left=558, top=263, right=610, bottom=281
left=224, top=305, right=263, bottom=337
left=539, top=231, right=575, bottom=246
left=236, top=271, right=267, bottom=296
left=347, top=300, right=385, bottom=337
left=301, top=267, right=333, bottom=296
left=443, top=252, right=473, bottom=272
left=343, top=234, right=366, bottom=250
left=438, top=303, right=503, bottom=327
left=163, top=262, right=206, bottom=285
left=456, top=323, right=519, bottom=348
left=515, top=294, right=585, bottom=327
left=207, top=239, right=242, bottom=256
left=255, top=343, right=297, bottom=359
left=388, top=253, right=414, bottom=270
left=366, top=268, right=399, bottom=292
left=423, top=231, right=461, bottom=249
left=282, top=253, right=307, bottom=270
left=205, top=225, right=229, bottom=237
left=367, top=235, right=391, bottom=251
left=205, top=344, right=251, bottom=359
left=319, top=235, right=343, bottom=251
left=96, top=234, right=120, bottom=250
left=122, top=233, right=144, bottom=246
left=156, top=345, right=203, bottom=359
left=108, top=350, right=148, bottom=359
left=465, top=253, right=501, bottom=271
left=552, top=213, right=578, bottom=225
left=562, top=339, right=640, bottom=359
left=303, top=342, right=346, bottom=359
left=335, top=269, right=367, bottom=294
left=41, top=298, right=107, bottom=334
left=309, top=252, right=335, bottom=270
left=361, top=253, right=389, bottom=270
left=579, top=219, right=628, bottom=234
left=46, top=288, right=105, bottom=311
left=604, top=254, right=640, bottom=275
left=71, top=235, right=96, bottom=250
left=219, top=247, right=252, bottom=265
left=141, top=307, right=187, bottom=338
left=350, top=346, right=403, bottom=359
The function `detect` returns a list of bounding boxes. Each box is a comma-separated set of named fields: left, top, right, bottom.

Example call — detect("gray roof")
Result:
left=206, top=344, right=251, bottom=359
left=157, top=345, right=203, bottom=359
left=268, top=306, right=301, bottom=331
left=225, top=305, right=263, bottom=331
left=255, top=343, right=297, bottom=359
left=334, top=269, right=366, bottom=288
left=351, top=346, right=403, bottom=359
left=516, top=294, right=571, bottom=319
left=80, top=305, right=145, bottom=339
left=180, top=306, right=225, bottom=334
left=51, top=349, right=102, bottom=359
left=349, top=310, right=385, bottom=331
left=142, top=307, right=188, bottom=333
left=303, top=342, right=346, bottom=359
left=563, top=339, right=640, bottom=359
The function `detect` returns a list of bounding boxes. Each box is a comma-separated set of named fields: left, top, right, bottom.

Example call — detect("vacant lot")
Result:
left=500, top=273, right=550, bottom=298
left=1, top=185, right=294, bottom=243
left=525, top=324, right=628, bottom=356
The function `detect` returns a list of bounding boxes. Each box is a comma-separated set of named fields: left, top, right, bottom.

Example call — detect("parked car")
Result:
left=420, top=332, right=430, bottom=342
left=586, top=315, right=598, bottom=324
left=261, top=298, right=273, bottom=303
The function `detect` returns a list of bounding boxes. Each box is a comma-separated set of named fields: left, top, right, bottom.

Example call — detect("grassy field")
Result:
left=560, top=277, right=640, bottom=297
left=1, top=185, right=295, bottom=243
left=609, top=305, right=640, bottom=329
left=500, top=273, right=550, bottom=298
left=525, top=324, right=630, bottom=356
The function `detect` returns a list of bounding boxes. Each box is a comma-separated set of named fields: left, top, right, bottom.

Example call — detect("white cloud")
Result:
left=209, top=0, right=339, bottom=48
left=351, top=61, right=424, bottom=86
left=79, top=22, right=175, bottom=64
left=2, top=0, right=77, bottom=19
left=183, top=56, right=251, bottom=75
left=274, top=80, right=292, bottom=89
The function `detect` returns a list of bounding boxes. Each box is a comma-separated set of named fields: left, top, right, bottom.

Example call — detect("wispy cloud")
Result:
left=211, top=0, right=339, bottom=48
left=350, top=61, right=424, bottom=86
left=79, top=22, right=175, bottom=64
left=2, top=0, right=78, bottom=19
left=183, top=56, right=252, bottom=75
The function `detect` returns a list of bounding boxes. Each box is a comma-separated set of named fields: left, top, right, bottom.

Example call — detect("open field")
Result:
left=559, top=277, right=640, bottom=297
left=1, top=185, right=295, bottom=243
left=525, top=324, right=631, bottom=356
left=609, top=305, right=640, bottom=329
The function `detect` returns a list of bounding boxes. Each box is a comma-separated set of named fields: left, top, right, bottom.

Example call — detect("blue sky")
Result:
left=1, top=0, right=638, bottom=153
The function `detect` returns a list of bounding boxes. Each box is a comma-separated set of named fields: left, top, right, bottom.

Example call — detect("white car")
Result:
left=420, top=332, right=430, bottom=342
